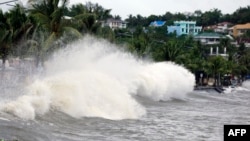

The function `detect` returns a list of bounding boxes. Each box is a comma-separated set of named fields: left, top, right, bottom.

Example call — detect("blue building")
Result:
left=167, top=21, right=202, bottom=36
left=149, top=21, right=166, bottom=27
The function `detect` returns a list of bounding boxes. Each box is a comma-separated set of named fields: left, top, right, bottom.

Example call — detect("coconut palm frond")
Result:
left=63, top=26, right=83, bottom=38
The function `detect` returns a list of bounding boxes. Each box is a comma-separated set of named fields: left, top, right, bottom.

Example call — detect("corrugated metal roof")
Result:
left=150, top=21, right=166, bottom=27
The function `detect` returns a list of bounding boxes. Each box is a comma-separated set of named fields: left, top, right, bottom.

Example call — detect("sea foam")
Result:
left=0, top=36, right=195, bottom=120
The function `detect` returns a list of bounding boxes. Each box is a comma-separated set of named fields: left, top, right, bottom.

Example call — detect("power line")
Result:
left=6, top=3, right=15, bottom=7
left=0, top=0, right=18, bottom=5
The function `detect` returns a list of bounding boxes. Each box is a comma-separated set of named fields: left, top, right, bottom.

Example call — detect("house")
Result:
left=236, top=38, right=250, bottom=47
left=214, top=22, right=232, bottom=33
left=228, top=23, right=250, bottom=37
left=203, top=25, right=217, bottom=31
left=167, top=21, right=202, bottom=36
left=101, top=18, right=127, bottom=30
left=204, top=22, right=232, bottom=34
left=209, top=47, right=229, bottom=59
left=194, top=32, right=226, bottom=45
left=149, top=21, right=166, bottom=27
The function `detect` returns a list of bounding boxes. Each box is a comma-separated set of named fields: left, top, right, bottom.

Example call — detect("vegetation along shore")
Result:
left=1, top=1, right=250, bottom=87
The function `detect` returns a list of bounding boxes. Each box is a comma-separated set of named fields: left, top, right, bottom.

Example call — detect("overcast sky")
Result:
left=1, top=0, right=249, bottom=19
left=71, top=0, right=250, bottom=19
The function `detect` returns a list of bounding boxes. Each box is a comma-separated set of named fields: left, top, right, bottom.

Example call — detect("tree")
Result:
left=153, top=39, right=183, bottom=61
left=206, top=56, right=228, bottom=86
left=231, top=6, right=250, bottom=24
left=126, top=26, right=151, bottom=57
left=125, top=14, right=148, bottom=27
left=29, top=0, right=82, bottom=65
left=174, top=39, right=208, bottom=75
left=84, top=2, right=112, bottom=20
left=98, top=26, right=115, bottom=42
left=7, top=4, right=35, bottom=57
left=68, top=2, right=111, bottom=34
left=237, top=47, right=250, bottom=77
left=0, top=10, right=12, bottom=67
left=201, top=9, right=222, bottom=26
left=73, top=12, right=98, bottom=34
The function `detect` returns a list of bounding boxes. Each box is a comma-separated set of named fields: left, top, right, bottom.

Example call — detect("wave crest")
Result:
left=0, top=36, right=195, bottom=120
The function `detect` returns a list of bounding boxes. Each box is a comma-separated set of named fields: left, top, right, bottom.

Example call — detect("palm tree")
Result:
left=83, top=2, right=112, bottom=21
left=206, top=56, right=228, bottom=86
left=67, top=3, right=87, bottom=17
left=7, top=4, right=35, bottom=57
left=28, top=0, right=82, bottom=65
left=238, top=49, right=250, bottom=77
left=68, top=2, right=111, bottom=34
left=72, top=11, right=98, bottom=34
left=0, top=10, right=13, bottom=68
left=160, top=39, right=183, bottom=61
left=125, top=26, right=150, bottom=57
left=30, top=0, right=81, bottom=43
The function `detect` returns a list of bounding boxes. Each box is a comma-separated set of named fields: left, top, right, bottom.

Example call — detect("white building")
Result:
left=101, top=19, right=127, bottom=30
left=167, top=21, right=202, bottom=36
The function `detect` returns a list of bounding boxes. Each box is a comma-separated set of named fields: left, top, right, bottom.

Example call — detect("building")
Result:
left=209, top=47, right=229, bottom=59
left=167, top=21, right=202, bottom=36
left=194, top=32, right=226, bottom=45
left=204, top=22, right=232, bottom=34
left=229, top=23, right=250, bottom=37
left=101, top=18, right=127, bottom=30
left=149, top=21, right=166, bottom=27
left=236, top=38, right=250, bottom=47
left=215, top=22, right=232, bottom=33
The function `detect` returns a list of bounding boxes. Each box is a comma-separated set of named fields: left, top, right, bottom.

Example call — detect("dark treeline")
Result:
left=1, top=0, right=250, bottom=85
left=125, top=6, right=250, bottom=27
left=121, top=6, right=250, bottom=85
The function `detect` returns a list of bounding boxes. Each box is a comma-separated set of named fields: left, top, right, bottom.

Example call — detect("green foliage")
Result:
left=0, top=1, right=250, bottom=79
left=231, top=6, right=250, bottom=24
left=98, top=26, right=115, bottom=42
left=73, top=13, right=97, bottom=33
left=152, top=39, right=183, bottom=61
left=207, top=56, right=227, bottom=75
left=0, top=5, right=35, bottom=65
left=237, top=48, right=250, bottom=75
left=200, top=9, right=222, bottom=26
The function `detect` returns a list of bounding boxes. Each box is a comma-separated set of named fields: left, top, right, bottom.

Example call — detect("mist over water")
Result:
left=0, top=36, right=195, bottom=120
left=242, top=80, right=250, bottom=90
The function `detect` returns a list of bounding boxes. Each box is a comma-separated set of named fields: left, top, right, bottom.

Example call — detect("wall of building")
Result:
left=167, top=21, right=202, bottom=36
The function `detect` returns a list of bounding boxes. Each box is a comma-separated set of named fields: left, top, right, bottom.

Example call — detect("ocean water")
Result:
left=0, top=36, right=249, bottom=141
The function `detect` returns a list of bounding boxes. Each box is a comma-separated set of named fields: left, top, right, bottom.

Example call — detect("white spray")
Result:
left=242, top=80, right=250, bottom=90
left=0, top=36, right=195, bottom=120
